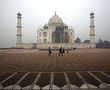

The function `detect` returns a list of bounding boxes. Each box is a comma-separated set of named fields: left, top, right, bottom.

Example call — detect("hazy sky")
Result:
left=0, top=0, right=110, bottom=48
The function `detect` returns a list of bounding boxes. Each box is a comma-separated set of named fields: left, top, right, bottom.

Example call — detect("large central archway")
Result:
left=52, top=24, right=69, bottom=43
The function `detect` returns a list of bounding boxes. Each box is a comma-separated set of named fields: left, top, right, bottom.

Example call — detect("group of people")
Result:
left=58, top=47, right=65, bottom=56
left=48, top=47, right=68, bottom=56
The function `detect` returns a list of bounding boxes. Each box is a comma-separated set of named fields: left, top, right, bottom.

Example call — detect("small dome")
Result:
left=43, top=24, right=48, bottom=29
left=90, top=12, right=94, bottom=16
left=48, top=13, right=63, bottom=24
left=17, top=12, right=22, bottom=16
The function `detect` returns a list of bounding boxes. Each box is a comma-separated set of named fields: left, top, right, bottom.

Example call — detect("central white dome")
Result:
left=48, top=14, right=63, bottom=24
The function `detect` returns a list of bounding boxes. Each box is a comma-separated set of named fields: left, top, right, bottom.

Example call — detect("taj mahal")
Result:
left=16, top=12, right=96, bottom=49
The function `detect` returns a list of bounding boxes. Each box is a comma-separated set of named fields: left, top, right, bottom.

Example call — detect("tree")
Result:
left=96, top=39, right=110, bottom=48
left=98, top=38, right=103, bottom=44
left=96, top=39, right=104, bottom=48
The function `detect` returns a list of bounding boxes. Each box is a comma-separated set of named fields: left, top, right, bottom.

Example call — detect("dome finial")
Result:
left=48, top=12, right=63, bottom=24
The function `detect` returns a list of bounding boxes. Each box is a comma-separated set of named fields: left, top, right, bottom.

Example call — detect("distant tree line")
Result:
left=96, top=39, right=110, bottom=48
left=75, top=37, right=110, bottom=48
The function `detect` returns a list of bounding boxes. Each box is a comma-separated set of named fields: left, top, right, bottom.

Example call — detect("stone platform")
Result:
left=0, top=71, right=110, bottom=90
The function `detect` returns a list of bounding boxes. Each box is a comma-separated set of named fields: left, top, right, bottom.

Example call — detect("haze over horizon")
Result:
left=0, top=0, right=110, bottom=48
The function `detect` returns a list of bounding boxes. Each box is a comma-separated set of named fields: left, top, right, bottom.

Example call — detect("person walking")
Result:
left=48, top=46, right=52, bottom=56
left=62, top=48, right=65, bottom=55
left=59, top=47, right=61, bottom=56
left=59, top=47, right=64, bottom=56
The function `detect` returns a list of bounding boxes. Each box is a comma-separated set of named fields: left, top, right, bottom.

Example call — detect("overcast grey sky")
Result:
left=0, top=0, right=110, bottom=48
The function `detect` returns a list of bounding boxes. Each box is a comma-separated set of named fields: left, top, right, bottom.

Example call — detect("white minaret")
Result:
left=16, top=12, right=22, bottom=48
left=90, top=12, right=96, bottom=48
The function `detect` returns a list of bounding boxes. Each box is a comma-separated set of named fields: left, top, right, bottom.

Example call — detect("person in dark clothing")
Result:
left=59, top=47, right=62, bottom=56
left=63, top=48, right=65, bottom=54
left=62, top=48, right=65, bottom=56
left=59, top=47, right=64, bottom=56
left=48, top=47, right=52, bottom=56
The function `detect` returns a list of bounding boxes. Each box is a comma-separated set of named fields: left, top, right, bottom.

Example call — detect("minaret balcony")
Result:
left=17, top=26, right=22, bottom=28
left=90, top=26, right=95, bottom=28
left=90, top=34, right=95, bottom=36
left=16, top=34, right=22, bottom=36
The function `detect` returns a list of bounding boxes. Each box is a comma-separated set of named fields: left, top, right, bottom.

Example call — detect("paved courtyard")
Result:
left=0, top=71, right=110, bottom=89
left=0, top=48, right=110, bottom=89
left=0, top=48, right=110, bottom=72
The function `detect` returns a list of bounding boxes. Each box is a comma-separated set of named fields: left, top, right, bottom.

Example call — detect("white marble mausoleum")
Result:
left=16, top=12, right=96, bottom=49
